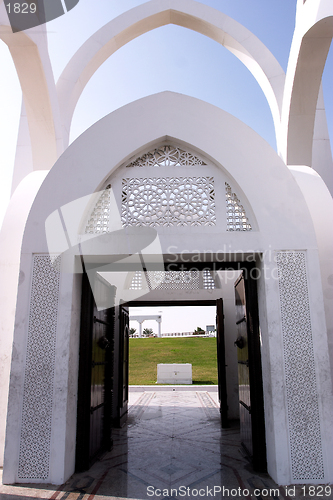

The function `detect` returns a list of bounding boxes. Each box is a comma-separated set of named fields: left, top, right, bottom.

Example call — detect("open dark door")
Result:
left=115, top=303, right=129, bottom=427
left=216, top=298, right=228, bottom=428
left=76, top=273, right=115, bottom=472
left=234, top=272, right=266, bottom=472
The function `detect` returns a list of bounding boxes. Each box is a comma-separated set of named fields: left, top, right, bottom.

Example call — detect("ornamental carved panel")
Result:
left=121, top=176, right=216, bottom=227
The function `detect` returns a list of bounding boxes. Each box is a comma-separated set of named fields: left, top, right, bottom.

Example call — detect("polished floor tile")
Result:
left=1, top=387, right=332, bottom=500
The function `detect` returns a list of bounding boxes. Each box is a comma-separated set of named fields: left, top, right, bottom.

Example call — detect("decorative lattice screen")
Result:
left=225, top=183, right=252, bottom=231
left=129, top=270, right=216, bottom=290
left=277, top=251, right=324, bottom=480
left=83, top=147, right=254, bottom=232
left=85, top=184, right=111, bottom=234
left=121, top=176, right=216, bottom=227
left=126, top=145, right=206, bottom=168
left=18, top=255, right=60, bottom=479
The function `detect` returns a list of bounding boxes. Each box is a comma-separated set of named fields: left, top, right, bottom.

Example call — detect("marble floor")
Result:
left=0, top=386, right=331, bottom=500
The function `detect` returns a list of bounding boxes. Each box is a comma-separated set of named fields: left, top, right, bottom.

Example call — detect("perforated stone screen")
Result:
left=121, top=176, right=216, bottom=227
left=83, top=146, right=254, bottom=233
left=126, top=145, right=206, bottom=168
left=85, top=184, right=111, bottom=234
left=129, top=270, right=216, bottom=290
left=277, top=251, right=324, bottom=481
left=225, top=183, right=252, bottom=231
left=18, top=255, right=60, bottom=480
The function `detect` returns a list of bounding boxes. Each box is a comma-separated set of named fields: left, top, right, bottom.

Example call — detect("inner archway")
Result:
left=75, top=259, right=267, bottom=474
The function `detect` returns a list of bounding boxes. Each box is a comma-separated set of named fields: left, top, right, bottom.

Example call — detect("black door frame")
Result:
left=128, top=298, right=228, bottom=427
left=77, top=259, right=266, bottom=472
left=216, top=298, right=228, bottom=428
left=129, top=300, right=216, bottom=307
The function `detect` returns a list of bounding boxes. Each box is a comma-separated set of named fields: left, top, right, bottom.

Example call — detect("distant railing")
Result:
left=130, top=331, right=216, bottom=338
left=161, top=332, right=216, bottom=337
left=161, top=332, right=193, bottom=337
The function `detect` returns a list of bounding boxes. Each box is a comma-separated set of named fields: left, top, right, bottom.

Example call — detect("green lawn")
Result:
left=129, top=337, right=218, bottom=385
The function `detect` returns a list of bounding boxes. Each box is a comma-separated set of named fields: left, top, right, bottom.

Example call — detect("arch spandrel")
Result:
left=57, top=0, right=285, bottom=150
left=25, top=92, right=316, bottom=256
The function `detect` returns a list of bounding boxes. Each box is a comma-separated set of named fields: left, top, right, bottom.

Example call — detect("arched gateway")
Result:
left=3, top=92, right=332, bottom=486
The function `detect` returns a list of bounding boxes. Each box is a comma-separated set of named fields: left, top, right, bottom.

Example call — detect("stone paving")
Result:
left=1, top=386, right=332, bottom=500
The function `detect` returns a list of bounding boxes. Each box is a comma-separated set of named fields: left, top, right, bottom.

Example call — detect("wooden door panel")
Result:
left=235, top=271, right=266, bottom=472
left=119, top=304, right=129, bottom=409
left=216, top=298, right=228, bottom=428
left=239, top=404, right=252, bottom=456
left=114, top=304, right=129, bottom=427
left=235, top=276, right=252, bottom=457
left=89, top=307, right=108, bottom=460
left=76, top=273, right=115, bottom=471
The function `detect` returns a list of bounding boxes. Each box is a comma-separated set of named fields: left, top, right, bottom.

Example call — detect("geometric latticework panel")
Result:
left=121, top=177, right=216, bottom=227
left=129, top=270, right=144, bottom=290
left=277, top=251, right=324, bottom=481
left=128, top=270, right=217, bottom=290
left=18, top=255, right=61, bottom=479
left=225, top=182, right=252, bottom=231
left=147, top=270, right=200, bottom=290
left=127, top=145, right=206, bottom=168
left=85, top=184, right=111, bottom=234
left=202, top=269, right=215, bottom=289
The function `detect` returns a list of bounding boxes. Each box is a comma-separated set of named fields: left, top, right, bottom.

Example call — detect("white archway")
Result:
left=283, top=18, right=333, bottom=166
left=2, top=93, right=332, bottom=486
left=56, top=0, right=285, bottom=149
left=281, top=0, right=333, bottom=168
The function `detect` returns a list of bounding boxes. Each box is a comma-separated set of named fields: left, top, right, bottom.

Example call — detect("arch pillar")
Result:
left=0, top=22, right=63, bottom=186
left=281, top=0, right=333, bottom=193
left=130, top=315, right=163, bottom=337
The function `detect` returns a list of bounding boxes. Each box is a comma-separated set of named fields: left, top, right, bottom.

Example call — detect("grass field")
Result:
left=129, top=337, right=218, bottom=385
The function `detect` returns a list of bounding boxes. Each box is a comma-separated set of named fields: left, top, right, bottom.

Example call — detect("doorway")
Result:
left=75, top=262, right=266, bottom=473
left=127, top=300, right=223, bottom=390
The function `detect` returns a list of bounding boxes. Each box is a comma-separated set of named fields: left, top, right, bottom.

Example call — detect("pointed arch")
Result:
left=282, top=16, right=333, bottom=167
left=57, top=0, right=285, bottom=148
